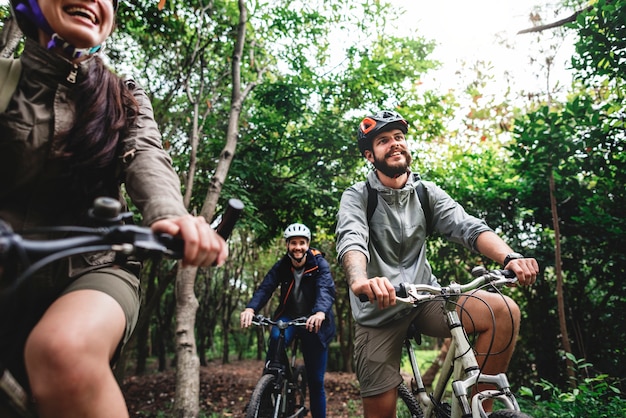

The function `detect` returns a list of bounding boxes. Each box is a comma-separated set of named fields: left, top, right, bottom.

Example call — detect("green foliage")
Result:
left=570, top=0, right=626, bottom=83
left=506, top=0, right=626, bottom=390
left=518, top=354, right=626, bottom=417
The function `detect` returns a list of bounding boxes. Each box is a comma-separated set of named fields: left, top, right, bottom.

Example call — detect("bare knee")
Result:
left=493, top=295, right=521, bottom=334
left=362, top=388, right=397, bottom=418
left=25, top=327, right=94, bottom=398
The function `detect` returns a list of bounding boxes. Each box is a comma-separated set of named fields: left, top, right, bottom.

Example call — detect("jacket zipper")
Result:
left=67, top=64, right=78, bottom=83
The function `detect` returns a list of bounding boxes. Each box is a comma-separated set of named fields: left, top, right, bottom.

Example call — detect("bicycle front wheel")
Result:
left=245, top=374, right=279, bottom=418
left=398, top=382, right=424, bottom=418
left=489, top=410, right=533, bottom=418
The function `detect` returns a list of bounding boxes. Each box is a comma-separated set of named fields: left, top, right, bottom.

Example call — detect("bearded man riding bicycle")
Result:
left=335, top=110, right=539, bottom=418
left=241, top=223, right=336, bottom=418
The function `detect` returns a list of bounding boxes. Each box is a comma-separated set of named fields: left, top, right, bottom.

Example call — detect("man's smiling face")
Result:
left=366, top=129, right=413, bottom=178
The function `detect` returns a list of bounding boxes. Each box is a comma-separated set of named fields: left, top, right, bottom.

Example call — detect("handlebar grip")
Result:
left=156, top=233, right=185, bottom=258
left=358, top=284, right=405, bottom=302
left=502, top=269, right=516, bottom=279
left=215, top=199, right=244, bottom=240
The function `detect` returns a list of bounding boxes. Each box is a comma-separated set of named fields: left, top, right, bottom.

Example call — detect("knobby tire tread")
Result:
left=398, top=382, right=424, bottom=418
left=245, top=374, right=278, bottom=418
left=489, top=410, right=533, bottom=418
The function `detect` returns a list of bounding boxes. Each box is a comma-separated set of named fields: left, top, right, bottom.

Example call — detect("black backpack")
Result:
left=365, top=173, right=433, bottom=236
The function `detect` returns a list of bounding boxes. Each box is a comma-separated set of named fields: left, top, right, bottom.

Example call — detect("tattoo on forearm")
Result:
left=342, top=251, right=368, bottom=286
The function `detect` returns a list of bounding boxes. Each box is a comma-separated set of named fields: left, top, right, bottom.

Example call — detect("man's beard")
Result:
left=372, top=150, right=412, bottom=178
left=288, top=250, right=306, bottom=263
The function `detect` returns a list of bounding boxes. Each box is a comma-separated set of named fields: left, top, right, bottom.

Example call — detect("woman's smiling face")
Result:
left=38, top=0, right=115, bottom=50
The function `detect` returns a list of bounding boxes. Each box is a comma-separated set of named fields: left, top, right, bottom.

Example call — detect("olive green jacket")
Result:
left=0, top=39, right=187, bottom=273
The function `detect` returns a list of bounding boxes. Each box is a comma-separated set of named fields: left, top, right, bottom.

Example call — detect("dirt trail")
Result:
left=122, top=359, right=363, bottom=417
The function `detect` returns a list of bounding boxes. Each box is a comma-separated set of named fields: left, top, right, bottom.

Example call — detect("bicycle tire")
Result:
left=245, top=374, right=279, bottom=418
left=489, top=410, right=533, bottom=418
left=292, top=364, right=307, bottom=414
left=398, top=382, right=424, bottom=418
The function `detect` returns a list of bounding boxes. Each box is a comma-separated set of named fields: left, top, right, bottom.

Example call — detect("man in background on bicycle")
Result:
left=335, top=110, right=539, bottom=418
left=0, top=1, right=227, bottom=417
left=241, top=223, right=336, bottom=418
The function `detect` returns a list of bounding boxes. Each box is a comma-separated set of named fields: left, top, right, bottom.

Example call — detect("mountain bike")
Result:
left=361, top=267, right=532, bottom=418
left=0, top=196, right=243, bottom=418
left=244, top=315, right=309, bottom=418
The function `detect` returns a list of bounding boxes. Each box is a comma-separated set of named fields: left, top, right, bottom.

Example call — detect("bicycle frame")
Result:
left=265, top=322, right=302, bottom=416
left=246, top=316, right=308, bottom=418
left=398, top=271, right=526, bottom=418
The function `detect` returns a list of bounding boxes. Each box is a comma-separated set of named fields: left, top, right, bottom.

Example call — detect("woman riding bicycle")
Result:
left=0, top=1, right=227, bottom=417
left=240, top=223, right=336, bottom=418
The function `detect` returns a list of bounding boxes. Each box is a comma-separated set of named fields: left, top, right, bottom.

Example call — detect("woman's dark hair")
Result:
left=56, top=57, right=138, bottom=209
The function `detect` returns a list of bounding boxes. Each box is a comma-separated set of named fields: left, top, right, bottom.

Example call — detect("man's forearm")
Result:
left=341, top=250, right=368, bottom=287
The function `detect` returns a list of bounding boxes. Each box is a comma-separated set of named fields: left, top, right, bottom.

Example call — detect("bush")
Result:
left=518, top=353, right=626, bottom=417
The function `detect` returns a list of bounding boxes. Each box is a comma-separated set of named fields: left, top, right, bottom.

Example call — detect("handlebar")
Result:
left=0, top=197, right=244, bottom=294
left=251, top=315, right=309, bottom=330
left=358, top=267, right=517, bottom=304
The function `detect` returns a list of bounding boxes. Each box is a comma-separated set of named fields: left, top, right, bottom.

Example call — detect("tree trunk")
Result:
left=172, top=1, right=265, bottom=415
left=421, top=338, right=451, bottom=386
left=174, top=265, right=201, bottom=418
left=549, top=169, right=575, bottom=385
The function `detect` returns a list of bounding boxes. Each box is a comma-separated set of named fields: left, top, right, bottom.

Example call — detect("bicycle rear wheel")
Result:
left=245, top=374, right=279, bottom=418
left=292, top=364, right=307, bottom=415
left=398, top=382, right=424, bottom=418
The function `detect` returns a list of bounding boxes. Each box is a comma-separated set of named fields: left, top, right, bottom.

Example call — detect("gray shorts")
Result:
left=354, top=300, right=450, bottom=398
left=62, top=266, right=141, bottom=347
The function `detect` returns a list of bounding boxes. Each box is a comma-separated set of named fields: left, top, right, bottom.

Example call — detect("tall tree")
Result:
left=510, top=0, right=626, bottom=388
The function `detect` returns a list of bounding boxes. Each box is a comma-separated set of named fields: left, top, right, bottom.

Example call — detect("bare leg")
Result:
left=458, top=290, right=521, bottom=410
left=24, top=289, right=129, bottom=418
left=362, top=388, right=397, bottom=418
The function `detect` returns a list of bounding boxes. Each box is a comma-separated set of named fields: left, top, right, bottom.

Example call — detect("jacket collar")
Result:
left=21, top=38, right=96, bottom=87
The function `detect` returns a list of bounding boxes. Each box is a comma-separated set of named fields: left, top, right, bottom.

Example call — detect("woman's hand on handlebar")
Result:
left=352, top=276, right=396, bottom=310
left=151, top=214, right=228, bottom=267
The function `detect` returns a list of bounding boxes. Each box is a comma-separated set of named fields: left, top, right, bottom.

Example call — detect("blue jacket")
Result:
left=246, top=248, right=337, bottom=348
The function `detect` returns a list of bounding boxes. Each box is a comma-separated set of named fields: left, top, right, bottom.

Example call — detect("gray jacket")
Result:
left=0, top=39, right=188, bottom=273
left=335, top=170, right=493, bottom=327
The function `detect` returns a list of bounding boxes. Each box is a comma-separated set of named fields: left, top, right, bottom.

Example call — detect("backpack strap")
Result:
left=0, top=58, right=22, bottom=113
left=365, top=180, right=378, bottom=225
left=414, top=180, right=433, bottom=236
left=365, top=173, right=433, bottom=236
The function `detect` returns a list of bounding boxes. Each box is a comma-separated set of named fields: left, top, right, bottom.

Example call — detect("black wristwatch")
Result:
left=503, top=252, right=524, bottom=267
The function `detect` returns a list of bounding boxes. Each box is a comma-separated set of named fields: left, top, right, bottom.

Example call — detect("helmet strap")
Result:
left=48, top=33, right=102, bottom=59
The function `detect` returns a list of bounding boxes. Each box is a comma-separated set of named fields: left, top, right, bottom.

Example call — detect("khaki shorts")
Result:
left=354, top=300, right=450, bottom=398
left=62, top=266, right=141, bottom=348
